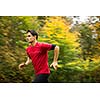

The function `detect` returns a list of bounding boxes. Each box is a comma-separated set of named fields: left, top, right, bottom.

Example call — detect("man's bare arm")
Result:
left=25, top=57, right=32, bottom=65
left=18, top=57, right=31, bottom=70
left=50, top=46, right=59, bottom=70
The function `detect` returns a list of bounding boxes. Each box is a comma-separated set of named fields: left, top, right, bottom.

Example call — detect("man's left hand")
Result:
left=50, top=62, right=58, bottom=70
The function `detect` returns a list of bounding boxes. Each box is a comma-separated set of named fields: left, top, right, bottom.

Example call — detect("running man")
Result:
left=18, top=30, right=59, bottom=83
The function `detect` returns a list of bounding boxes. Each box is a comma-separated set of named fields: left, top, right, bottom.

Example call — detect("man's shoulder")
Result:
left=38, top=42, right=50, bottom=45
left=26, top=45, right=32, bottom=51
left=26, top=42, right=50, bottom=50
left=37, top=42, right=47, bottom=46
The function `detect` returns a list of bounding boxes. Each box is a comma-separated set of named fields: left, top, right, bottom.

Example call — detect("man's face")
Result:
left=26, top=32, right=36, bottom=43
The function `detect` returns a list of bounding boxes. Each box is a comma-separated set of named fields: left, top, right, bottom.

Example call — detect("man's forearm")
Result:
left=53, top=46, right=59, bottom=62
left=25, top=57, right=31, bottom=65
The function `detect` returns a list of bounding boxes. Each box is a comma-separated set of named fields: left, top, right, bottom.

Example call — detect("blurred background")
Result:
left=0, top=16, right=100, bottom=83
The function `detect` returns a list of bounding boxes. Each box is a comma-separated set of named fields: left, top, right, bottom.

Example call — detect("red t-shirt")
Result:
left=26, top=42, right=52, bottom=75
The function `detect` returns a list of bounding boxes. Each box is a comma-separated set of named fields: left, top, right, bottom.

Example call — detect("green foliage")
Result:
left=77, top=24, right=98, bottom=60
left=49, top=61, right=100, bottom=83
left=1, top=16, right=100, bottom=83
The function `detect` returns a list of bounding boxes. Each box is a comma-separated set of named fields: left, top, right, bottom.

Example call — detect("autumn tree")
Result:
left=39, top=16, right=79, bottom=68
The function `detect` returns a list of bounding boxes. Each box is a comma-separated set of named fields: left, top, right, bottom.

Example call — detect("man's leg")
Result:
left=32, top=74, right=50, bottom=83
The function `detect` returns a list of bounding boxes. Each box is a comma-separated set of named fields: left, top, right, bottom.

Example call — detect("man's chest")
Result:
left=28, top=47, right=42, bottom=56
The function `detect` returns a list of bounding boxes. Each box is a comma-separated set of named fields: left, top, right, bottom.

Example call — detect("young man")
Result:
left=18, top=30, right=59, bottom=83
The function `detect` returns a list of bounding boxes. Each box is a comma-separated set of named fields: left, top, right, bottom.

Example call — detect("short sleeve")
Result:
left=41, top=43, right=52, bottom=51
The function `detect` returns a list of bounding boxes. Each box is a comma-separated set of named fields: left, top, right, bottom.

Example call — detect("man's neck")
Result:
left=30, top=40, right=37, bottom=46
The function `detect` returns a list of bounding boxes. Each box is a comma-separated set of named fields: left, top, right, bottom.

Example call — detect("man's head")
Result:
left=26, top=30, right=38, bottom=43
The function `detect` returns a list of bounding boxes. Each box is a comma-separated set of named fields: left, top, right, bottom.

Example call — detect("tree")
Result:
left=37, top=16, right=79, bottom=82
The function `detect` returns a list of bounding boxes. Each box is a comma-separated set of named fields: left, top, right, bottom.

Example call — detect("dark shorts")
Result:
left=32, top=74, right=50, bottom=83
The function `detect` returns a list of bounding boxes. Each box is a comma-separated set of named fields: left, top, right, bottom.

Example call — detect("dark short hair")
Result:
left=27, top=30, right=38, bottom=40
